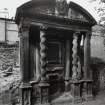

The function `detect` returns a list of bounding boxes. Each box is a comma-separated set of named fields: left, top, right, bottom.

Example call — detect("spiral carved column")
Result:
left=71, top=32, right=82, bottom=103
left=40, top=29, right=47, bottom=82
left=72, top=32, right=79, bottom=80
left=39, top=27, right=49, bottom=104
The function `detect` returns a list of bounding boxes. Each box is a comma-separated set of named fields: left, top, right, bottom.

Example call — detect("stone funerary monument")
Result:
left=15, top=0, right=96, bottom=105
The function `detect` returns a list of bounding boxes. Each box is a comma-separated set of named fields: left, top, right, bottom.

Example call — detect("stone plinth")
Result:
left=70, top=80, right=82, bottom=103
left=38, top=82, right=50, bottom=105
left=82, top=80, right=93, bottom=101
left=20, top=83, right=32, bottom=105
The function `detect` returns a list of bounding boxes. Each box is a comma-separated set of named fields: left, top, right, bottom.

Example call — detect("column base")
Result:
left=38, top=82, right=50, bottom=104
left=84, top=94, right=93, bottom=101
left=20, top=82, right=32, bottom=105
left=30, top=80, right=40, bottom=105
left=82, top=80, right=93, bottom=101
left=72, top=96, right=82, bottom=104
left=65, top=79, right=70, bottom=92
left=70, top=80, right=82, bottom=103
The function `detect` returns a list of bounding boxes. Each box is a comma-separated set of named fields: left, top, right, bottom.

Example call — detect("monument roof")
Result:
left=15, top=0, right=97, bottom=26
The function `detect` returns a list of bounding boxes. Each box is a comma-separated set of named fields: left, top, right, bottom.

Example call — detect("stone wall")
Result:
left=0, top=43, right=20, bottom=105
left=0, top=69, right=21, bottom=105
left=91, top=26, right=105, bottom=93
left=91, top=35, right=105, bottom=62
left=0, top=44, right=19, bottom=70
left=0, top=18, right=20, bottom=105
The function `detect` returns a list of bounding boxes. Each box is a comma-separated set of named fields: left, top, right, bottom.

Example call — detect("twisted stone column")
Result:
left=77, top=35, right=82, bottom=80
left=39, top=26, right=49, bottom=104
left=40, top=29, right=47, bottom=82
left=71, top=32, right=82, bottom=103
left=72, top=32, right=79, bottom=80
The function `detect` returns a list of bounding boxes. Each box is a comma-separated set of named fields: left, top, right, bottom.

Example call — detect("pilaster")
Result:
left=65, top=39, right=71, bottom=91
left=36, top=42, right=41, bottom=81
left=84, top=32, right=91, bottom=79
left=83, top=31, right=93, bottom=101
left=19, top=22, right=32, bottom=105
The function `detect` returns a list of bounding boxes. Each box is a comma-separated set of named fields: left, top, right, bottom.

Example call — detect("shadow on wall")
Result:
left=91, top=57, right=105, bottom=96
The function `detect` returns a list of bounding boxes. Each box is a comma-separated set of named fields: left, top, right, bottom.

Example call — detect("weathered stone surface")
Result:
left=0, top=68, right=21, bottom=105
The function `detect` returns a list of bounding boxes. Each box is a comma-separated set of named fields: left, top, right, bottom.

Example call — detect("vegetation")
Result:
left=88, top=0, right=105, bottom=24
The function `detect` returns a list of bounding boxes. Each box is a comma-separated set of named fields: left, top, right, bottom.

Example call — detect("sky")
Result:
left=0, top=0, right=100, bottom=22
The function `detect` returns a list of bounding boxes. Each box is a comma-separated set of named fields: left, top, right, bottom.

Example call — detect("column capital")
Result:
left=22, top=24, right=30, bottom=32
left=39, top=24, right=48, bottom=31
left=19, top=22, right=30, bottom=34
left=85, top=31, right=92, bottom=36
left=74, top=31, right=81, bottom=34
left=18, top=25, right=30, bottom=39
left=73, top=31, right=81, bottom=38
left=19, top=25, right=30, bottom=39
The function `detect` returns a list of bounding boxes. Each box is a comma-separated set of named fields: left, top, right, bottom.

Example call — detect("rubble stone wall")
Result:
left=0, top=44, right=19, bottom=70
left=0, top=44, right=20, bottom=105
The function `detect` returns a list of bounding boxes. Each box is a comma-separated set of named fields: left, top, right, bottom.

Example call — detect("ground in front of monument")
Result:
left=73, top=91, right=105, bottom=105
